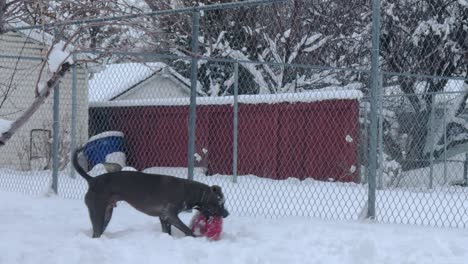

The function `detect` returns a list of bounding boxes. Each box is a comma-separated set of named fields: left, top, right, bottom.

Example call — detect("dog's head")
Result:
left=199, top=185, right=229, bottom=218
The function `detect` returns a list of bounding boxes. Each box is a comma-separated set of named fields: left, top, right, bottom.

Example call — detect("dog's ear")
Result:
left=210, top=185, right=222, bottom=193
left=210, top=185, right=225, bottom=205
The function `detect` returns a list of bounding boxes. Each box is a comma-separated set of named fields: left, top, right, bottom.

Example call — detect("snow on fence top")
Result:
left=90, top=87, right=363, bottom=108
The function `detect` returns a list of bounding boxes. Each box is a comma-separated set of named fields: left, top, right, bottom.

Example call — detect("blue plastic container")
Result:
left=84, top=131, right=125, bottom=168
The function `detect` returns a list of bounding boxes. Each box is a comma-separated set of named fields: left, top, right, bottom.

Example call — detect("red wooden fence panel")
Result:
left=101, top=98, right=360, bottom=181
left=237, top=104, right=279, bottom=179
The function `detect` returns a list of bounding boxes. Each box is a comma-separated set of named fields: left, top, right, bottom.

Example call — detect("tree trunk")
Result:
left=0, top=0, right=6, bottom=33
left=402, top=110, right=431, bottom=170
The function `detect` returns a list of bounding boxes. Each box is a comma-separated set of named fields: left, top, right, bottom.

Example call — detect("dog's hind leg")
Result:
left=102, top=205, right=114, bottom=233
left=102, top=197, right=117, bottom=233
left=167, top=214, right=195, bottom=237
left=86, top=197, right=108, bottom=238
left=160, top=218, right=172, bottom=235
left=87, top=206, right=103, bottom=238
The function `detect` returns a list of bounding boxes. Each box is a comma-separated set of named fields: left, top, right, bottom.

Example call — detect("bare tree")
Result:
left=0, top=0, right=166, bottom=146
left=143, top=0, right=371, bottom=96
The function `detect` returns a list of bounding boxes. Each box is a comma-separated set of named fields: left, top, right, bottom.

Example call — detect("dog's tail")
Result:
left=72, top=146, right=94, bottom=184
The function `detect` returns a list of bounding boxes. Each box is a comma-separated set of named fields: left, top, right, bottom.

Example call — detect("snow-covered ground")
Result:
left=1, top=190, right=467, bottom=264
left=1, top=165, right=468, bottom=263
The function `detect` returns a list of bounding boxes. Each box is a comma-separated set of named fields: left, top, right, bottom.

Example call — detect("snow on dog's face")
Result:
left=200, top=185, right=229, bottom=218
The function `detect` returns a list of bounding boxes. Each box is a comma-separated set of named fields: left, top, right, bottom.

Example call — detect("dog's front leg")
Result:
left=160, top=218, right=171, bottom=235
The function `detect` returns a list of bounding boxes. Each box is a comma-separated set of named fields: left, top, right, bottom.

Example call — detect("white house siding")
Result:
left=0, top=32, right=89, bottom=170
left=0, top=31, right=47, bottom=57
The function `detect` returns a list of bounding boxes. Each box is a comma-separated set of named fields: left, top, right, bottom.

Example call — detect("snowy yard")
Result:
left=1, top=0, right=467, bottom=262
left=1, top=165, right=468, bottom=263
left=1, top=190, right=468, bottom=264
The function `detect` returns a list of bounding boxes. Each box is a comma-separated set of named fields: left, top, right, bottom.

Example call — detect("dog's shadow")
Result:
left=81, top=224, right=188, bottom=239
left=100, top=228, right=139, bottom=239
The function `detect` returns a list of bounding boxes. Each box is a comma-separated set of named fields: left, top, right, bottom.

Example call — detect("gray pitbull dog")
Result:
left=72, top=147, right=229, bottom=238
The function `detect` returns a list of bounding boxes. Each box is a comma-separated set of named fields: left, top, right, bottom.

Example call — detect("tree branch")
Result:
left=0, top=62, right=72, bottom=146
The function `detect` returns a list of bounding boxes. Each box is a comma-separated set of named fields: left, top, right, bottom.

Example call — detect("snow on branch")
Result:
left=0, top=119, right=13, bottom=135
left=228, top=50, right=270, bottom=94
left=48, top=42, right=74, bottom=73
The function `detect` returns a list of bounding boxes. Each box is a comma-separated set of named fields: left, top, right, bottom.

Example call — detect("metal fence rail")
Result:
left=0, top=0, right=467, bottom=228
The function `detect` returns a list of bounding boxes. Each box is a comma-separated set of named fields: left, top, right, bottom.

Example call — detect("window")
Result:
left=30, top=129, right=51, bottom=170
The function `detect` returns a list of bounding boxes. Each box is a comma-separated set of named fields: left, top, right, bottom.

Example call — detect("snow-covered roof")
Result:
left=7, top=20, right=54, bottom=46
left=89, top=62, right=169, bottom=102
left=90, top=89, right=363, bottom=108
left=88, top=62, right=205, bottom=102
left=6, top=20, right=75, bottom=53
left=438, top=79, right=467, bottom=104
left=383, top=79, right=467, bottom=105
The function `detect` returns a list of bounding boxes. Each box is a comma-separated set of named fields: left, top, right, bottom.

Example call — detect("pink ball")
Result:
left=189, top=211, right=223, bottom=241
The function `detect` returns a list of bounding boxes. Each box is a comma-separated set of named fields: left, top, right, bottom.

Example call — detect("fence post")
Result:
left=464, top=153, right=468, bottom=184
left=362, top=105, right=368, bottom=184
left=70, top=54, right=77, bottom=178
left=232, top=62, right=239, bottom=183
left=188, top=10, right=200, bottom=181
left=429, top=93, right=435, bottom=189
left=367, top=0, right=382, bottom=219
left=443, top=98, right=447, bottom=184
left=377, top=74, right=384, bottom=190
left=51, top=84, right=60, bottom=194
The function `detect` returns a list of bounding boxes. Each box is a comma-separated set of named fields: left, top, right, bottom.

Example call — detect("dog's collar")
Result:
left=200, top=189, right=208, bottom=204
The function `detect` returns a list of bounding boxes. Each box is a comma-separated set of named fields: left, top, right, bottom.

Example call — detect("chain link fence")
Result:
left=0, top=0, right=467, bottom=227
left=87, top=58, right=368, bottom=220
left=368, top=75, right=468, bottom=227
